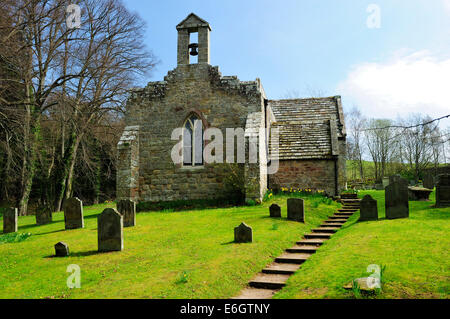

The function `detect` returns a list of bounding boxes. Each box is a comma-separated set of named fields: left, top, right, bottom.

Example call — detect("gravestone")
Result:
left=36, top=209, right=52, bottom=226
left=359, top=195, right=378, bottom=221
left=385, top=181, right=409, bottom=219
left=389, top=174, right=408, bottom=187
left=3, top=207, right=18, bottom=234
left=375, top=184, right=384, bottom=190
left=98, top=208, right=123, bottom=252
left=117, top=199, right=136, bottom=227
left=54, top=242, right=69, bottom=257
left=234, top=222, right=252, bottom=243
left=423, top=173, right=434, bottom=189
left=269, top=204, right=281, bottom=218
left=436, top=174, right=450, bottom=207
left=63, top=197, right=84, bottom=230
left=382, top=177, right=389, bottom=188
left=287, top=198, right=304, bottom=222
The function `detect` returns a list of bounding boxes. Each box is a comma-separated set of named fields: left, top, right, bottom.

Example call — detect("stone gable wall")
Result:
left=120, top=64, right=266, bottom=202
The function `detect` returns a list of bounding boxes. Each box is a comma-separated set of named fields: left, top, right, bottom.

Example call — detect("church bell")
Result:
left=188, top=43, right=199, bottom=56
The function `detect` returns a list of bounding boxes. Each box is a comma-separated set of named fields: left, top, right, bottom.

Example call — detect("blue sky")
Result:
left=123, top=0, right=450, bottom=124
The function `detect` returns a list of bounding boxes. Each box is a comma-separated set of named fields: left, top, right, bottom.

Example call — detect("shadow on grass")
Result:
left=34, top=229, right=68, bottom=236
left=44, top=250, right=99, bottom=258
left=221, top=240, right=236, bottom=245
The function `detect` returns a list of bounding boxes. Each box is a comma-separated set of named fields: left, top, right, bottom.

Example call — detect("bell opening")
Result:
left=189, top=32, right=198, bottom=64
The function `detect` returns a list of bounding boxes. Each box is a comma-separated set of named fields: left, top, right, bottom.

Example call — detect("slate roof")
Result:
left=268, top=96, right=345, bottom=160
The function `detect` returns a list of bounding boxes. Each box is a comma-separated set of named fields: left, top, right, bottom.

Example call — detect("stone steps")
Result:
left=249, top=273, right=291, bottom=289
left=275, top=252, right=312, bottom=264
left=296, top=238, right=325, bottom=245
left=312, top=227, right=340, bottom=233
left=304, top=232, right=332, bottom=239
left=323, top=219, right=347, bottom=223
left=320, top=223, right=344, bottom=228
left=286, top=244, right=319, bottom=254
left=233, top=288, right=277, bottom=299
left=262, top=262, right=301, bottom=275
left=234, top=199, right=352, bottom=299
left=329, top=215, right=350, bottom=220
left=334, top=212, right=354, bottom=216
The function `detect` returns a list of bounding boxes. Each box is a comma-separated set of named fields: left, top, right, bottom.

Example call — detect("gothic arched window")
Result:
left=183, top=114, right=204, bottom=166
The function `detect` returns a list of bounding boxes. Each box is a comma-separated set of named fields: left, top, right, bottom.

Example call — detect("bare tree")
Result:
left=364, top=119, right=397, bottom=182
left=398, top=114, right=438, bottom=182
left=345, top=106, right=366, bottom=181
left=0, top=0, right=156, bottom=214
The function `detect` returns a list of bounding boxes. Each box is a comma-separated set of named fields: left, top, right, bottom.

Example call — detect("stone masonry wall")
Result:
left=269, top=159, right=337, bottom=196
left=122, top=63, right=266, bottom=202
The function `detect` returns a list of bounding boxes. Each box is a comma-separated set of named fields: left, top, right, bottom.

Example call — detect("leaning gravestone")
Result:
left=63, top=197, right=84, bottom=230
left=359, top=195, right=378, bottom=221
left=3, top=207, right=18, bottom=234
left=54, top=242, right=69, bottom=257
left=98, top=208, right=123, bottom=252
left=423, top=173, right=434, bottom=190
left=234, top=222, right=252, bottom=243
left=385, top=181, right=409, bottom=219
left=436, top=174, right=450, bottom=207
left=36, top=208, right=52, bottom=226
left=117, top=199, right=136, bottom=227
left=269, top=204, right=281, bottom=218
left=287, top=198, right=304, bottom=222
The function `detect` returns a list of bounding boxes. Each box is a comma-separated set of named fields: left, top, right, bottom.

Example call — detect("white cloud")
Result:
left=337, top=50, right=450, bottom=123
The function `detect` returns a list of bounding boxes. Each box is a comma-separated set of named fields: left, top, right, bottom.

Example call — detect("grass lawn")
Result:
left=275, top=190, right=450, bottom=299
left=0, top=194, right=338, bottom=299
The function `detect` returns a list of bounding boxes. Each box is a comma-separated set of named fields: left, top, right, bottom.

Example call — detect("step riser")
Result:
left=262, top=269, right=296, bottom=275
left=304, top=234, right=331, bottom=239
left=275, top=258, right=307, bottom=264
left=312, top=229, right=337, bottom=234
left=249, top=282, right=285, bottom=290
left=296, top=241, right=323, bottom=246
left=329, top=216, right=350, bottom=219
left=286, top=248, right=317, bottom=253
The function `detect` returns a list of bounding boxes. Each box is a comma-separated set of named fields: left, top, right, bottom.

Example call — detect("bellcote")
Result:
left=176, top=13, right=211, bottom=65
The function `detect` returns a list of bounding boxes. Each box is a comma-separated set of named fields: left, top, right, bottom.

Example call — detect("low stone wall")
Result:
left=269, top=159, right=337, bottom=196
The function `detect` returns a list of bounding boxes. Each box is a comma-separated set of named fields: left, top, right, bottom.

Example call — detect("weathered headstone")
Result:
left=234, top=222, right=252, bottom=243
left=36, top=209, right=52, bottom=226
left=385, top=181, right=409, bottom=219
left=269, top=204, right=281, bottom=218
left=117, top=199, right=136, bottom=227
left=375, top=183, right=384, bottom=190
left=389, top=174, right=408, bottom=187
left=63, top=197, right=84, bottom=230
left=287, top=198, right=304, bottom=222
left=98, top=208, right=123, bottom=252
left=359, top=195, right=378, bottom=221
left=382, top=177, right=389, bottom=188
left=54, top=242, right=69, bottom=257
left=423, top=173, right=434, bottom=190
left=3, top=207, right=18, bottom=234
left=436, top=174, right=450, bottom=207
